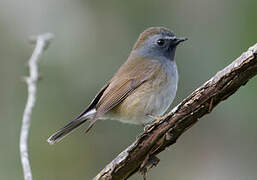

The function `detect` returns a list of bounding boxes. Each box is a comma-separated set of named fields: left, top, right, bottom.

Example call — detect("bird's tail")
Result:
left=47, top=109, right=96, bottom=145
left=47, top=118, right=87, bottom=144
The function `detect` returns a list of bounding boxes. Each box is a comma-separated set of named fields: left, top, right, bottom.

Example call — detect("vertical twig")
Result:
left=20, top=33, right=54, bottom=180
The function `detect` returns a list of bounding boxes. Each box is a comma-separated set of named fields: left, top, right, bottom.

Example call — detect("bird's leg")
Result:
left=146, top=114, right=163, bottom=123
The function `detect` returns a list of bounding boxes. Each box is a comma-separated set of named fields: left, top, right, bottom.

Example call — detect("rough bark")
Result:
left=93, top=43, right=257, bottom=180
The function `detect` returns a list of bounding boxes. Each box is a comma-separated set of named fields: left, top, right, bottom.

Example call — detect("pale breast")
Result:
left=106, top=60, right=178, bottom=124
left=150, top=60, right=178, bottom=116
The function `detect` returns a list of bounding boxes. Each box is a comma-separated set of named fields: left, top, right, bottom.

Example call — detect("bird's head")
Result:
left=132, top=27, right=187, bottom=60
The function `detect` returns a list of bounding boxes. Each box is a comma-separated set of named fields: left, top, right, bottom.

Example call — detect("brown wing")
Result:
left=85, top=58, right=161, bottom=132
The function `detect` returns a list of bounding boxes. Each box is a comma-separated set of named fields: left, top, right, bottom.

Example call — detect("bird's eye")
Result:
left=157, top=39, right=165, bottom=46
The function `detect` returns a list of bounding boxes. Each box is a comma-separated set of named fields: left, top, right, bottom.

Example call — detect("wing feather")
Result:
left=85, top=56, right=162, bottom=132
left=75, top=82, right=110, bottom=120
left=94, top=61, right=161, bottom=119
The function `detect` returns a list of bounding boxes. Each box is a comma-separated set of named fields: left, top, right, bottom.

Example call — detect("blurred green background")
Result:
left=1, top=0, right=257, bottom=179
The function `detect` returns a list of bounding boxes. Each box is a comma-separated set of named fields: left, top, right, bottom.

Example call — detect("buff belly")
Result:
left=105, top=60, right=178, bottom=124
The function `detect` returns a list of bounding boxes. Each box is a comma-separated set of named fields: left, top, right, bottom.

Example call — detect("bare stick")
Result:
left=20, top=33, right=54, bottom=180
left=94, top=43, right=257, bottom=180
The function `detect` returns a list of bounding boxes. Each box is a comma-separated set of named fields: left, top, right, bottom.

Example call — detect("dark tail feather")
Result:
left=47, top=118, right=88, bottom=145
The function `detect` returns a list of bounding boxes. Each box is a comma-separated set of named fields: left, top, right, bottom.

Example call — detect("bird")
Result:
left=48, top=27, right=187, bottom=144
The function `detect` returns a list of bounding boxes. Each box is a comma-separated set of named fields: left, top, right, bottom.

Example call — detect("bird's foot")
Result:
left=147, top=114, right=163, bottom=123
left=154, top=117, right=163, bottom=123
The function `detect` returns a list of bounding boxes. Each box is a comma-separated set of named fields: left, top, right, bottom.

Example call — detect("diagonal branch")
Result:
left=93, top=43, right=257, bottom=180
left=20, top=33, right=54, bottom=180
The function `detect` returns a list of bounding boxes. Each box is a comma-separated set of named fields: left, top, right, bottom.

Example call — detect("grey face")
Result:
left=136, top=33, right=187, bottom=60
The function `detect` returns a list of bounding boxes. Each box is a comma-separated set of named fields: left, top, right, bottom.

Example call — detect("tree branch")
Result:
left=93, top=43, right=257, bottom=180
left=20, top=33, right=54, bottom=180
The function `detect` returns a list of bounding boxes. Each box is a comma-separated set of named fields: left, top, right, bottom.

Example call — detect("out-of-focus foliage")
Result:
left=0, top=0, right=257, bottom=179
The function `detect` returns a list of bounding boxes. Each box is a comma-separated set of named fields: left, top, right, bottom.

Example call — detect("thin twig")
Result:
left=20, top=33, right=54, bottom=180
left=93, top=43, right=257, bottom=180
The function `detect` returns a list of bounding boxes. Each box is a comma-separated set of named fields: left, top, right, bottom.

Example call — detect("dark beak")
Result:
left=175, top=37, right=188, bottom=45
